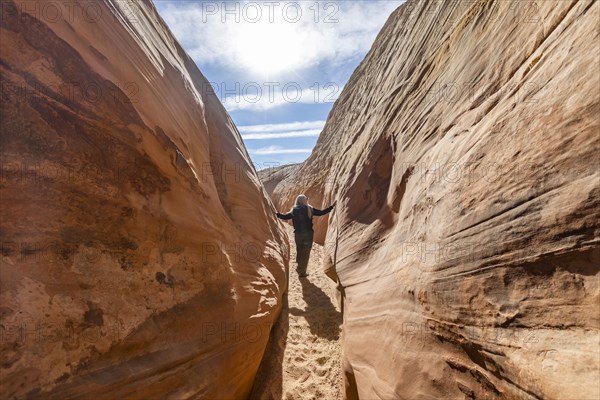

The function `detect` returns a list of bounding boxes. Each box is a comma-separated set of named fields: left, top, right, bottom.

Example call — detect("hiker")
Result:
left=275, top=195, right=336, bottom=278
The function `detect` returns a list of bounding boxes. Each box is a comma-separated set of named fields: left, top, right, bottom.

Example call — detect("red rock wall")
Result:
left=273, top=1, right=600, bottom=398
left=0, top=1, right=288, bottom=398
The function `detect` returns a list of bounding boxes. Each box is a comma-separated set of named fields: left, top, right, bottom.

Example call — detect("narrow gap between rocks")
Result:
left=250, top=225, right=343, bottom=400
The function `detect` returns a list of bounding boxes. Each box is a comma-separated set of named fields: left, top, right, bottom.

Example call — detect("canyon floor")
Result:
left=251, top=225, right=343, bottom=400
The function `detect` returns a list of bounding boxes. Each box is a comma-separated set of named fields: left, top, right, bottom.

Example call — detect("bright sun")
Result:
left=234, top=21, right=307, bottom=75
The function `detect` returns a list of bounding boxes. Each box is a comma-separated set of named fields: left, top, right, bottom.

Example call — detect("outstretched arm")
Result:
left=275, top=211, right=292, bottom=220
left=313, top=201, right=336, bottom=216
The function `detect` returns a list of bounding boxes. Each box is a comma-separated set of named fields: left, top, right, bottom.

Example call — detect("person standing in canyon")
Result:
left=275, top=195, right=336, bottom=278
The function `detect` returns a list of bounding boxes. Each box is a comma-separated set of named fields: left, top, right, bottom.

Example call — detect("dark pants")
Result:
left=294, top=230, right=314, bottom=275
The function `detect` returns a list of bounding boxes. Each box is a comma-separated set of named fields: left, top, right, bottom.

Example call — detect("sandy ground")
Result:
left=250, top=225, right=343, bottom=400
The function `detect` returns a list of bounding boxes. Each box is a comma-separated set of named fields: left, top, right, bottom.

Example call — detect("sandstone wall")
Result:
left=258, top=163, right=301, bottom=207
left=272, top=1, right=600, bottom=398
left=0, top=1, right=288, bottom=398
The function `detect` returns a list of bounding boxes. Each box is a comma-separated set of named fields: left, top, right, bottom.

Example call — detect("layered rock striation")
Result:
left=272, top=1, right=600, bottom=398
left=0, top=1, right=288, bottom=398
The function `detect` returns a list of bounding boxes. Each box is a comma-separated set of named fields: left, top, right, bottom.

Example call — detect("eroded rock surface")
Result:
left=0, top=1, right=288, bottom=398
left=272, top=1, right=600, bottom=398
left=258, top=163, right=301, bottom=207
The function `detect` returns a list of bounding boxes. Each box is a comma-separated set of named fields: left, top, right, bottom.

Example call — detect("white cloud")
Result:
left=159, top=1, right=404, bottom=75
left=242, top=129, right=322, bottom=140
left=238, top=120, right=326, bottom=133
left=239, top=120, right=325, bottom=140
left=251, top=145, right=314, bottom=155
left=221, top=85, right=342, bottom=111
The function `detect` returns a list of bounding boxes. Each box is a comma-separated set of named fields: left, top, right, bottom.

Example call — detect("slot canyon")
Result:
left=1, top=1, right=598, bottom=399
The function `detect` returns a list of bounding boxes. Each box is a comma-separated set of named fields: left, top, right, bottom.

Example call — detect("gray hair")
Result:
left=293, top=194, right=313, bottom=219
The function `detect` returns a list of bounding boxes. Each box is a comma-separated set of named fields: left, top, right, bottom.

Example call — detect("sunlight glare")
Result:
left=234, top=21, right=307, bottom=75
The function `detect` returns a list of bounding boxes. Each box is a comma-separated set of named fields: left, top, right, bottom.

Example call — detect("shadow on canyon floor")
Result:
left=289, top=278, right=342, bottom=341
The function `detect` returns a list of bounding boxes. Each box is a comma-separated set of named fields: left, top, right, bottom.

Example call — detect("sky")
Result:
left=155, top=0, right=404, bottom=170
